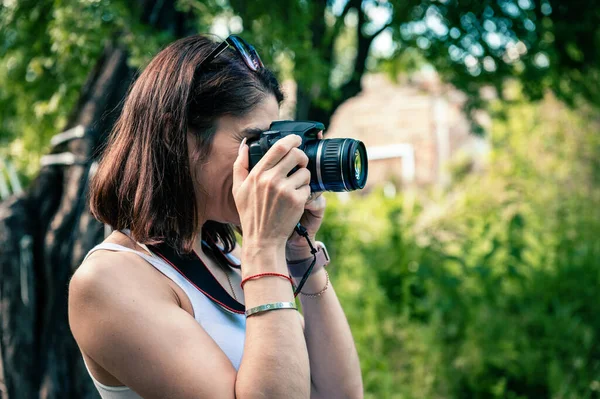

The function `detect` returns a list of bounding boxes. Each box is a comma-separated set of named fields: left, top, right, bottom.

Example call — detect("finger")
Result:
left=232, top=137, right=249, bottom=191
left=317, top=130, right=324, bottom=140
left=286, top=167, right=311, bottom=189
left=272, top=147, right=309, bottom=178
left=305, top=192, right=314, bottom=204
left=305, top=192, right=326, bottom=211
left=253, top=134, right=302, bottom=172
left=306, top=191, right=323, bottom=204
left=296, top=184, right=312, bottom=204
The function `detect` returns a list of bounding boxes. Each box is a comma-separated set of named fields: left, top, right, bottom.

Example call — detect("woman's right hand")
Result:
left=232, top=134, right=311, bottom=250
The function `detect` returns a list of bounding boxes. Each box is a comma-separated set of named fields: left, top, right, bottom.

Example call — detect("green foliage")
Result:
left=191, top=0, right=600, bottom=128
left=318, top=94, right=600, bottom=398
left=2, top=0, right=116, bottom=181
left=5, top=0, right=600, bottom=181
left=397, top=0, right=600, bottom=124
left=0, top=0, right=179, bottom=183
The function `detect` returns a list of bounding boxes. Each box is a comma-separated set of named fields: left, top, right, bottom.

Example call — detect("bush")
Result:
left=320, top=94, right=600, bottom=398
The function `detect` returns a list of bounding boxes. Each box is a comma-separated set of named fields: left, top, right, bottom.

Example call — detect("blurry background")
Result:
left=1, top=0, right=600, bottom=398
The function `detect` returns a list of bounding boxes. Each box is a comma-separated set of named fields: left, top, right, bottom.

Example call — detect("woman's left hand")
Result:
left=286, top=131, right=327, bottom=261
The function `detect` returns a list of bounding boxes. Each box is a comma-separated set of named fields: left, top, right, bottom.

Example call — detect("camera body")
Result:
left=247, top=120, right=368, bottom=192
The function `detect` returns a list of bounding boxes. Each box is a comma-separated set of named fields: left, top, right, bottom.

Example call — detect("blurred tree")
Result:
left=3, top=0, right=600, bottom=181
left=188, top=0, right=410, bottom=126
left=316, top=89, right=600, bottom=398
left=395, top=0, right=600, bottom=133
left=0, top=0, right=199, bottom=183
left=0, top=1, right=198, bottom=398
left=180, top=0, right=600, bottom=133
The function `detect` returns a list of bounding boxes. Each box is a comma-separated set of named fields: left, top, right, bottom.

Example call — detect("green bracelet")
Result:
left=245, top=301, right=297, bottom=317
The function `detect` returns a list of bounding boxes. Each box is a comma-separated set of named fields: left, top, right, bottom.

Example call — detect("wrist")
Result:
left=243, top=238, right=286, bottom=255
left=287, top=241, right=330, bottom=279
left=293, top=267, right=327, bottom=293
left=242, top=242, right=287, bottom=279
left=286, top=237, right=317, bottom=261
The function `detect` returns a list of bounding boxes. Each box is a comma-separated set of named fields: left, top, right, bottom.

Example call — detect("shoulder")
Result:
left=71, top=249, right=167, bottom=297
left=68, top=240, right=239, bottom=398
left=70, top=230, right=181, bottom=304
left=72, top=232, right=166, bottom=294
left=67, top=242, right=187, bottom=375
left=69, top=256, right=170, bottom=333
left=72, top=230, right=166, bottom=295
left=68, top=240, right=178, bottom=345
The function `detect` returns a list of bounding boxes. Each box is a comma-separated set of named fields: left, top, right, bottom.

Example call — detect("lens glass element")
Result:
left=354, top=149, right=362, bottom=180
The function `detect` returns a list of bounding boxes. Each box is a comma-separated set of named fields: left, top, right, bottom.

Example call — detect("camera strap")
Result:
left=146, top=242, right=246, bottom=315
left=146, top=223, right=317, bottom=311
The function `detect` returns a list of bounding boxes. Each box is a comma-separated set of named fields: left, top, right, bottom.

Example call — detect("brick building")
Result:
left=283, top=73, right=488, bottom=193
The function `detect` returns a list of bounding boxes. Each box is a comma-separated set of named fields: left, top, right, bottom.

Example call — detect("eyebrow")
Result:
left=241, top=127, right=266, bottom=136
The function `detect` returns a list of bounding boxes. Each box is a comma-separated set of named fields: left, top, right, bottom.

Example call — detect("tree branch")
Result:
left=313, top=1, right=328, bottom=47
left=368, top=21, right=392, bottom=43
left=328, top=0, right=356, bottom=46
left=332, top=3, right=390, bottom=116
left=323, top=0, right=360, bottom=65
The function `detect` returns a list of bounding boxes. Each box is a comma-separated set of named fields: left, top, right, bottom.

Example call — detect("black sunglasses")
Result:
left=199, top=35, right=264, bottom=72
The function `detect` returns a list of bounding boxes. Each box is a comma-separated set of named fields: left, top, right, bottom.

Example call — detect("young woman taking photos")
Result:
left=68, top=34, right=363, bottom=399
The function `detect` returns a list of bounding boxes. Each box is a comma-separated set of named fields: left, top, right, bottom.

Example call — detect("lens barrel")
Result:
left=305, top=138, right=368, bottom=192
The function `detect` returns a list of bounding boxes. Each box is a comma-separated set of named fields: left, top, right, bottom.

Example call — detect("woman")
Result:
left=68, top=34, right=363, bottom=399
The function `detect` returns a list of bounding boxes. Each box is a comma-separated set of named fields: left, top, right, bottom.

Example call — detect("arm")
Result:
left=288, top=249, right=363, bottom=399
left=233, top=131, right=317, bottom=397
left=70, top=132, right=315, bottom=399
left=280, top=127, right=363, bottom=398
left=68, top=248, right=309, bottom=399
left=237, top=242, right=310, bottom=398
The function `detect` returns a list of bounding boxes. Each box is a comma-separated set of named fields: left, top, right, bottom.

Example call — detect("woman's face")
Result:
left=189, top=94, right=280, bottom=226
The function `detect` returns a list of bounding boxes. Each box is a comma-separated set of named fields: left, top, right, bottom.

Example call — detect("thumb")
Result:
left=232, top=138, right=249, bottom=191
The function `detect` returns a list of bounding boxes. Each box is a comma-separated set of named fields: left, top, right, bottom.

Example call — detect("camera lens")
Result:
left=305, top=138, right=368, bottom=192
left=353, top=147, right=364, bottom=181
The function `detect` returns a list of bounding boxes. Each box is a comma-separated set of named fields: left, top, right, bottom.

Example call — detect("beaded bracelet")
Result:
left=300, top=270, right=330, bottom=298
left=240, top=272, right=293, bottom=290
left=245, top=301, right=297, bottom=317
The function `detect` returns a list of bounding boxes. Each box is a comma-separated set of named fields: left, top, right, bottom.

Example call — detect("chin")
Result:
left=208, top=213, right=240, bottom=226
left=225, top=217, right=241, bottom=227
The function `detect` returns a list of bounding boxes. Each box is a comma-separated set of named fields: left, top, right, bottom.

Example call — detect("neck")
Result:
left=192, top=220, right=205, bottom=254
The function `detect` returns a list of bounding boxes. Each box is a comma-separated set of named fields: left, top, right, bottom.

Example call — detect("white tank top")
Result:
left=80, top=230, right=246, bottom=399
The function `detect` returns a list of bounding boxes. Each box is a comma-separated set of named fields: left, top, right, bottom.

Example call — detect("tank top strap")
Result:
left=82, top=242, right=197, bottom=317
left=83, top=243, right=156, bottom=264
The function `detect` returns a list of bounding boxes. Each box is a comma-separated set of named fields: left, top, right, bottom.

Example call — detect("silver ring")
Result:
left=307, top=192, right=314, bottom=202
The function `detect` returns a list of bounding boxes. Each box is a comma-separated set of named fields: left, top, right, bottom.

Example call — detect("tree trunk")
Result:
left=0, top=1, right=194, bottom=397
left=295, top=0, right=378, bottom=131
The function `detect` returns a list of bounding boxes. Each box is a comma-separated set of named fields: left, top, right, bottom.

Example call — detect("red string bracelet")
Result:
left=241, top=272, right=293, bottom=290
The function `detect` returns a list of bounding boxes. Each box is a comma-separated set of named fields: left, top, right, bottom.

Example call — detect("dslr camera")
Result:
left=247, top=121, right=368, bottom=192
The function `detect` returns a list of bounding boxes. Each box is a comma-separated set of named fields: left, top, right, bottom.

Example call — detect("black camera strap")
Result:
left=146, top=223, right=317, bottom=312
left=146, top=242, right=246, bottom=315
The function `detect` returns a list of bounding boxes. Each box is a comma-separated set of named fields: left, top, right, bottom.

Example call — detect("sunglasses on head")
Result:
left=199, top=35, right=264, bottom=72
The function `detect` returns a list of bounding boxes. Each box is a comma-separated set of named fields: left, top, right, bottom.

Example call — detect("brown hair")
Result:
left=89, top=34, right=284, bottom=255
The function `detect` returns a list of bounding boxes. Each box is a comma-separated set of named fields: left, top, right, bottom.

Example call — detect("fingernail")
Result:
left=238, top=137, right=247, bottom=156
